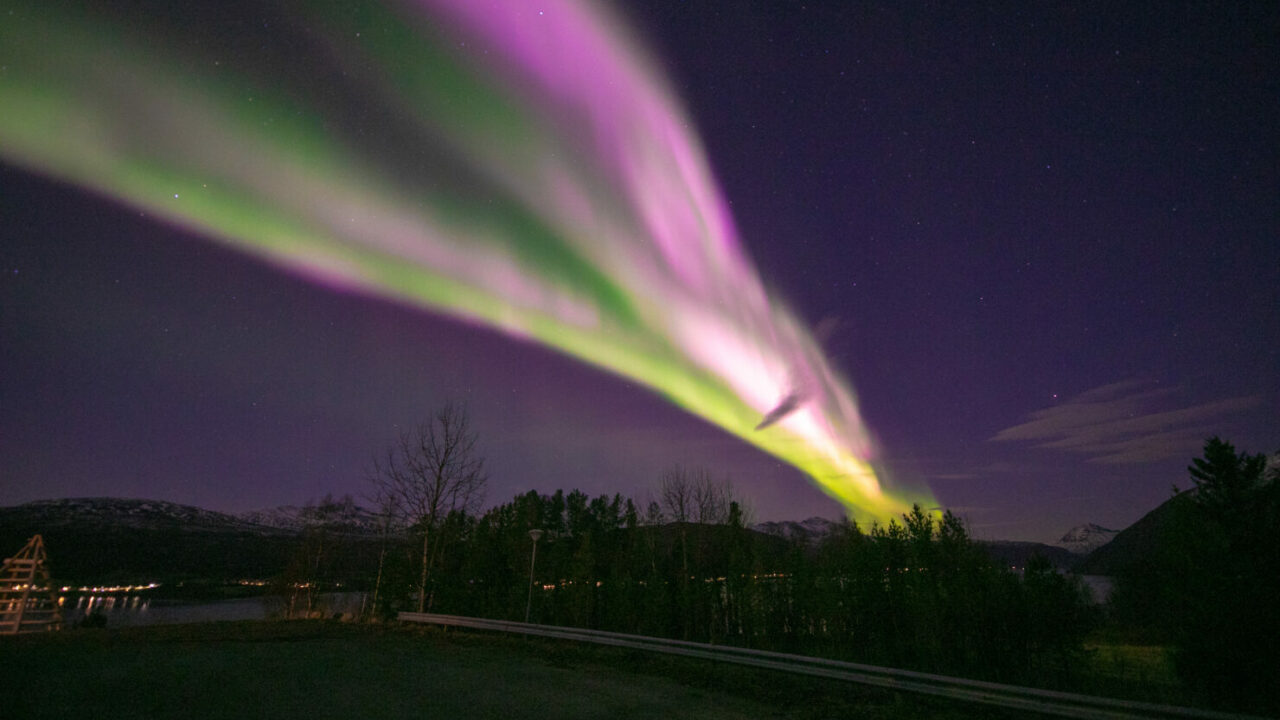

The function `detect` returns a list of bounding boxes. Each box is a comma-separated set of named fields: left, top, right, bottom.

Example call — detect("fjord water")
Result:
left=62, top=592, right=368, bottom=627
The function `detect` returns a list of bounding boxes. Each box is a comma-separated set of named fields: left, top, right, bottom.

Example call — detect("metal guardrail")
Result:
left=399, top=612, right=1269, bottom=720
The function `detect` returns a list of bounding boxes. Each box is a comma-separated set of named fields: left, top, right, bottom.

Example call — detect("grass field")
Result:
left=0, top=620, right=1012, bottom=719
left=1078, top=642, right=1183, bottom=705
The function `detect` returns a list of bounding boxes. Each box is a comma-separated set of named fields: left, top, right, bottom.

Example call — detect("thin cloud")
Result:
left=990, top=380, right=1261, bottom=464
left=934, top=505, right=993, bottom=515
left=975, top=461, right=1043, bottom=475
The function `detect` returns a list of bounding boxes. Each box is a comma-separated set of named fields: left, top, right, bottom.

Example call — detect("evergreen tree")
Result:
left=1112, top=437, right=1278, bottom=713
left=1176, top=438, right=1279, bottom=712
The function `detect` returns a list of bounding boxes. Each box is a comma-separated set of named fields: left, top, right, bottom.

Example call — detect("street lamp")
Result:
left=525, top=529, right=543, bottom=623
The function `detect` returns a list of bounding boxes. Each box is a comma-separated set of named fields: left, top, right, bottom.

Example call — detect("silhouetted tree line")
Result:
left=1110, top=437, right=1280, bottom=714
left=366, top=463, right=1096, bottom=687
left=293, top=407, right=1271, bottom=711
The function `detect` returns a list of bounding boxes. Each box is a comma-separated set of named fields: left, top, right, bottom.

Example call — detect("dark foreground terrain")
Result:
left=0, top=620, right=1010, bottom=719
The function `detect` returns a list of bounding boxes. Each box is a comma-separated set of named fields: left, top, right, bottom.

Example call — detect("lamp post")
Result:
left=525, top=529, right=543, bottom=623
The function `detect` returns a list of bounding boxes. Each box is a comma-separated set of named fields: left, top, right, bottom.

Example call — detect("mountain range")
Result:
left=0, top=498, right=385, bottom=586
left=234, top=504, right=385, bottom=534
left=1056, top=523, right=1119, bottom=554
left=749, top=516, right=840, bottom=543
left=747, top=516, right=1108, bottom=570
left=0, top=498, right=291, bottom=535
left=1072, top=493, right=1191, bottom=576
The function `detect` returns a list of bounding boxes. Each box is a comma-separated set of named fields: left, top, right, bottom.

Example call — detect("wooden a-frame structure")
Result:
left=0, top=535, right=63, bottom=634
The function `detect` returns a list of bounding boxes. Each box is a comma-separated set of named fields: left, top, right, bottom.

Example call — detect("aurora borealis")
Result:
left=3, top=1, right=1275, bottom=539
left=0, top=0, right=929, bottom=521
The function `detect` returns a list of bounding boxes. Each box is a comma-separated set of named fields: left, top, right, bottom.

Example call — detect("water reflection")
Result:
left=74, top=594, right=147, bottom=613
left=61, top=592, right=367, bottom=627
left=1079, top=575, right=1114, bottom=604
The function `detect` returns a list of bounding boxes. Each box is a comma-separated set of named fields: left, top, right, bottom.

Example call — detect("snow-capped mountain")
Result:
left=0, top=497, right=371, bottom=584
left=1056, top=523, right=1118, bottom=554
left=236, top=504, right=385, bottom=534
left=236, top=505, right=312, bottom=531
left=749, top=515, right=1083, bottom=569
left=750, top=516, right=839, bottom=544
left=0, top=497, right=287, bottom=534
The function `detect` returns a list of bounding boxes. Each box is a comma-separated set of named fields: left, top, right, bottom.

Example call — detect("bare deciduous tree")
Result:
left=660, top=465, right=694, bottom=524
left=371, top=402, right=487, bottom=613
left=692, top=470, right=730, bottom=525
left=365, top=482, right=402, bottom=619
left=662, top=465, right=739, bottom=525
left=659, top=464, right=739, bottom=640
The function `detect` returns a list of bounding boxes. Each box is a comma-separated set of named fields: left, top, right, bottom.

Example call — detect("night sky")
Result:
left=2, top=1, right=1276, bottom=542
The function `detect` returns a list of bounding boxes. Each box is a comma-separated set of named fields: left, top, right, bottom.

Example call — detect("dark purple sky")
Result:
left=2, top=1, right=1276, bottom=542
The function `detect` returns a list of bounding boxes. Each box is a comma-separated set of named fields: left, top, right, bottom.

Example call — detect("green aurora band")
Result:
left=0, top=0, right=933, bottom=522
